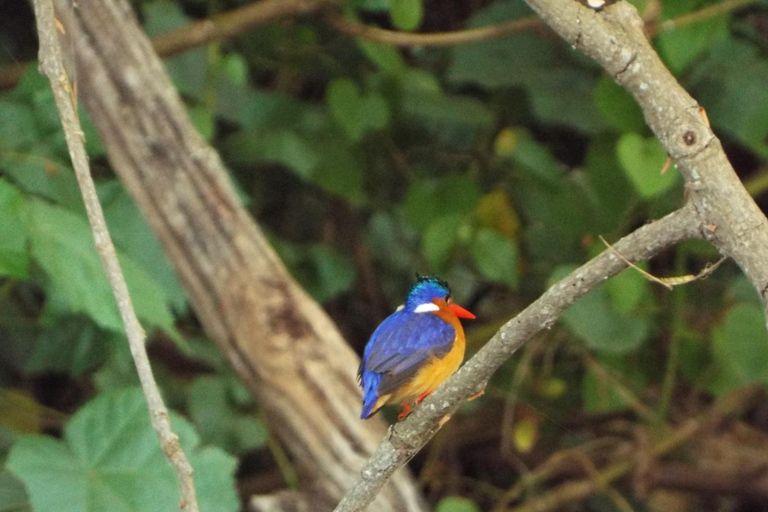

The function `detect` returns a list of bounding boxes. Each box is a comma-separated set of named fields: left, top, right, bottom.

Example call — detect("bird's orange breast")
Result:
left=388, top=309, right=466, bottom=403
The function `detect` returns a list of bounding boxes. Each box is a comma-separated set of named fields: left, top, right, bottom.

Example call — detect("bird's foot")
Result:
left=415, top=391, right=432, bottom=405
left=438, top=414, right=452, bottom=428
left=467, top=388, right=486, bottom=401
left=397, top=403, right=412, bottom=421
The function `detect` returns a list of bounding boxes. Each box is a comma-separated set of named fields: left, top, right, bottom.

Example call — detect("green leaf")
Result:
left=400, top=91, right=494, bottom=148
left=306, top=246, right=357, bottom=303
left=25, top=316, right=113, bottom=376
left=357, top=40, right=407, bottom=75
left=594, top=77, right=647, bottom=133
left=388, top=0, right=423, bottom=31
left=470, top=228, right=519, bottom=288
left=655, top=0, right=728, bottom=74
left=0, top=101, right=37, bottom=151
left=0, top=179, right=29, bottom=278
left=605, top=266, right=651, bottom=314
left=688, top=39, right=768, bottom=157
left=616, top=133, right=679, bottom=199
left=0, top=469, right=31, bottom=512
left=7, top=388, right=238, bottom=512
left=188, top=376, right=267, bottom=454
left=0, top=151, right=84, bottom=212
left=403, top=174, right=481, bottom=232
left=100, top=184, right=188, bottom=313
left=555, top=266, right=649, bottom=353
left=26, top=200, right=176, bottom=335
left=448, top=1, right=603, bottom=133
left=449, top=1, right=556, bottom=88
left=327, top=78, right=390, bottom=142
left=435, top=496, right=481, bottom=512
left=423, top=214, right=463, bottom=271
left=711, top=304, right=768, bottom=390
left=222, top=129, right=318, bottom=179
left=502, top=128, right=562, bottom=184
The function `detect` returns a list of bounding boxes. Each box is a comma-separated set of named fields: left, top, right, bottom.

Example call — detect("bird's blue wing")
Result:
left=361, top=311, right=456, bottom=396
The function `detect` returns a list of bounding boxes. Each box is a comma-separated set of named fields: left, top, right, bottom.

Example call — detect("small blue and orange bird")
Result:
left=358, top=276, right=476, bottom=420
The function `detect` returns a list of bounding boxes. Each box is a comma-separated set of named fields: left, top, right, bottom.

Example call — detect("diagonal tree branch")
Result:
left=52, top=0, right=426, bottom=510
left=333, top=204, right=701, bottom=511
left=30, top=1, right=199, bottom=511
left=334, top=1, right=768, bottom=510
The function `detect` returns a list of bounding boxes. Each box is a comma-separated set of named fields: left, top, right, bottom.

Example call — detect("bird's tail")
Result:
left=360, top=371, right=383, bottom=419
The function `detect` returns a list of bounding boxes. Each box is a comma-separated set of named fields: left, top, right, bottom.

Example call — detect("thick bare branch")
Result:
left=522, top=0, right=768, bottom=317
left=334, top=205, right=701, bottom=511
left=30, top=1, right=199, bottom=511
left=52, top=0, right=425, bottom=510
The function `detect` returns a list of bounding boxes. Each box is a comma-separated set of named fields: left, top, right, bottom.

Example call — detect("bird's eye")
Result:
left=446, top=296, right=452, bottom=303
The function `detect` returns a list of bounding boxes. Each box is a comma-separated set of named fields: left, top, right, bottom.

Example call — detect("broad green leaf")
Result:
left=435, top=497, right=481, bottom=512
left=501, top=128, right=562, bottom=184
left=400, top=91, right=494, bottom=148
left=403, top=174, right=481, bottom=232
left=688, top=39, right=768, bottom=157
left=26, top=200, right=176, bottom=335
left=0, top=151, right=84, bottom=212
left=448, top=1, right=603, bottom=132
left=605, top=266, right=650, bottom=314
left=655, top=0, right=728, bottom=74
left=423, top=214, right=463, bottom=270
left=594, top=77, right=647, bottom=133
left=222, top=129, right=318, bottom=178
left=0, top=101, right=37, bottom=150
left=306, top=246, right=357, bottom=303
left=616, top=133, right=679, bottom=199
left=357, top=40, right=407, bottom=75
left=449, top=1, right=556, bottom=88
left=583, top=136, right=637, bottom=229
left=7, top=388, right=238, bottom=512
left=327, top=78, right=390, bottom=142
left=311, top=136, right=365, bottom=201
left=388, top=0, right=423, bottom=31
left=0, top=469, right=31, bottom=512
left=470, top=228, right=519, bottom=288
left=222, top=54, right=248, bottom=88
left=188, top=376, right=267, bottom=454
left=0, top=179, right=29, bottom=278
left=711, top=304, right=768, bottom=389
left=555, top=265, right=649, bottom=353
left=25, top=316, right=113, bottom=376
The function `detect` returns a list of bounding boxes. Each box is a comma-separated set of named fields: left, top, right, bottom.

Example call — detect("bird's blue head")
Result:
left=403, top=275, right=475, bottom=318
left=405, top=276, right=451, bottom=310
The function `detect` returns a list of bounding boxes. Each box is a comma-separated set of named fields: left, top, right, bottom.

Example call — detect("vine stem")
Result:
left=30, top=1, right=199, bottom=511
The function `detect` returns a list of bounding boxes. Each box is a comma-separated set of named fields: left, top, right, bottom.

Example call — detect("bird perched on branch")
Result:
left=358, top=276, right=476, bottom=420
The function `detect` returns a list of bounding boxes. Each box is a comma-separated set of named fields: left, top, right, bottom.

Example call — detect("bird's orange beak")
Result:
left=449, top=303, right=476, bottom=320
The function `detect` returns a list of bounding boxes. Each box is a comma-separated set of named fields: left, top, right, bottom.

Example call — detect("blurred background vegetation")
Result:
left=1, top=0, right=768, bottom=511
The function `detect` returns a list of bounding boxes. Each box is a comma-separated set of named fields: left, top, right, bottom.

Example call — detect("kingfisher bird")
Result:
left=358, top=276, right=476, bottom=420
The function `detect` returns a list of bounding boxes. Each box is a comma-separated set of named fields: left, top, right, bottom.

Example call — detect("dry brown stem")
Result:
left=30, top=1, right=199, bottom=511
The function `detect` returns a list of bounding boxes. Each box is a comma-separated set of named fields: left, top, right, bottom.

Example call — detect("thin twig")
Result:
left=30, top=2, right=199, bottom=511
left=325, top=13, right=543, bottom=47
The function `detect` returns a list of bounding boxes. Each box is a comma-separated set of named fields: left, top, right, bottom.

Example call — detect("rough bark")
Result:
left=51, top=1, right=425, bottom=511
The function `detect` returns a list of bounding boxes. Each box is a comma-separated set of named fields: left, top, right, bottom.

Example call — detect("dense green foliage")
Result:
left=1, top=0, right=768, bottom=511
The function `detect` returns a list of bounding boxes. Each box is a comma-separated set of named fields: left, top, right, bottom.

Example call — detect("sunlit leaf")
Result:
left=616, top=133, right=679, bottom=199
